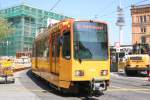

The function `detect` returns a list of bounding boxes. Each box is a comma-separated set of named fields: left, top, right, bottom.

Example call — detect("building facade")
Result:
left=0, top=4, right=69, bottom=56
left=131, top=4, right=150, bottom=44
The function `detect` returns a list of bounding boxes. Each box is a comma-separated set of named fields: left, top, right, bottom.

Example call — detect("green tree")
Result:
left=0, top=16, right=14, bottom=41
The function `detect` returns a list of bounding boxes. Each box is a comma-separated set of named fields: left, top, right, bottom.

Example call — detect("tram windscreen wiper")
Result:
left=75, top=41, right=82, bottom=63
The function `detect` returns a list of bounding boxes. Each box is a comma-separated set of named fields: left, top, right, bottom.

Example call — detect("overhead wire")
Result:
left=49, top=0, right=61, bottom=12
left=124, top=0, right=150, bottom=9
left=40, top=0, right=62, bottom=21
left=93, top=0, right=116, bottom=18
left=99, top=0, right=115, bottom=13
left=135, top=0, right=150, bottom=5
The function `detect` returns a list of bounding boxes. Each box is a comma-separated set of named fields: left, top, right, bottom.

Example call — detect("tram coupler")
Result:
left=90, top=78, right=107, bottom=93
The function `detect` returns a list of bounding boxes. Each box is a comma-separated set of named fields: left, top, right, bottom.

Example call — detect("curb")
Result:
left=13, top=67, right=31, bottom=72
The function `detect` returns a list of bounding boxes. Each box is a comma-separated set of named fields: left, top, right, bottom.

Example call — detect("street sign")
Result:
left=116, top=48, right=120, bottom=52
left=115, top=42, right=120, bottom=53
left=115, top=42, right=120, bottom=48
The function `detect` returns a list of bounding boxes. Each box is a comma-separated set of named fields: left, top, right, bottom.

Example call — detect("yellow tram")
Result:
left=32, top=19, right=110, bottom=94
left=125, top=43, right=150, bottom=76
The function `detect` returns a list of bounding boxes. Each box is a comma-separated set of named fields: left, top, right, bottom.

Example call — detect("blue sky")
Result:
left=1, top=0, right=150, bottom=46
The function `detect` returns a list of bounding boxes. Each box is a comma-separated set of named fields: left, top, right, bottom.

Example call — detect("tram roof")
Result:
left=34, top=18, right=108, bottom=42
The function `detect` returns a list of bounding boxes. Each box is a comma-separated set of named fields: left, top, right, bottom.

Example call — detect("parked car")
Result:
left=13, top=56, right=31, bottom=71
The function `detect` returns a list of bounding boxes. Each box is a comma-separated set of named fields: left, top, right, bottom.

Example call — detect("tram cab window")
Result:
left=62, top=31, right=71, bottom=59
left=52, top=35, right=55, bottom=57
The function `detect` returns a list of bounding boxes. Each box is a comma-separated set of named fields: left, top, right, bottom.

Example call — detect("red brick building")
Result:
left=131, top=4, right=150, bottom=44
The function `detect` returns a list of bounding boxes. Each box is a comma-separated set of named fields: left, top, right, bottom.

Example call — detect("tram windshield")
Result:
left=73, top=21, right=108, bottom=60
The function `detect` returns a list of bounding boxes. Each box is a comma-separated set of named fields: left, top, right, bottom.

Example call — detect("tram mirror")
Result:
left=65, top=55, right=70, bottom=59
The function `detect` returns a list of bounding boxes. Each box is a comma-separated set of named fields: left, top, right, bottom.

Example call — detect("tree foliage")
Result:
left=0, top=16, right=14, bottom=41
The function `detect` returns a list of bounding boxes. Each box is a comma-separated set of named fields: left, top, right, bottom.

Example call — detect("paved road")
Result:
left=0, top=69, right=150, bottom=100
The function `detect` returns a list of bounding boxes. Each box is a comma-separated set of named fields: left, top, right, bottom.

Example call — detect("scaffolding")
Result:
left=0, top=4, right=69, bottom=56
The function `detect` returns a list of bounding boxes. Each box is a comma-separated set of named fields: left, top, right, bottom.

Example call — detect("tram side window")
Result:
left=36, top=37, right=49, bottom=57
left=43, top=48, right=49, bottom=57
left=56, top=34, right=60, bottom=57
left=52, top=34, right=60, bottom=57
left=43, top=39, right=49, bottom=57
left=62, top=31, right=71, bottom=59
left=47, top=50, right=50, bottom=58
left=36, top=42, right=43, bottom=57
left=52, top=35, right=55, bottom=57
left=32, top=44, right=36, bottom=57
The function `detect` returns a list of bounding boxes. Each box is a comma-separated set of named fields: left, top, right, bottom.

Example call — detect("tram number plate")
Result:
left=140, top=71, right=147, bottom=75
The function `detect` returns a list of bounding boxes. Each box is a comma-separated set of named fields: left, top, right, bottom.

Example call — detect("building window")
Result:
left=148, top=16, right=150, bottom=22
left=141, top=37, right=146, bottom=43
left=144, top=15, right=146, bottom=22
left=140, top=16, right=143, bottom=23
left=25, top=6, right=29, bottom=11
left=38, top=10, right=42, bottom=14
left=141, top=27, right=146, bottom=33
left=137, top=16, right=139, bottom=22
left=141, top=27, right=143, bottom=33
left=143, top=27, right=146, bottom=33
left=31, top=8, right=36, bottom=14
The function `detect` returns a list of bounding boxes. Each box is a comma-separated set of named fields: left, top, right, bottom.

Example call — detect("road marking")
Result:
left=111, top=72, right=148, bottom=81
left=0, top=88, right=47, bottom=92
left=111, top=85, right=124, bottom=89
left=108, top=88, right=150, bottom=91
left=108, top=85, right=150, bottom=94
left=1, top=84, right=150, bottom=94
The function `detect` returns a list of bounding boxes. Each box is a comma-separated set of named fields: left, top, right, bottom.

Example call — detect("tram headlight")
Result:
left=5, top=67, right=12, bottom=70
left=75, top=70, right=84, bottom=76
left=127, top=64, right=130, bottom=66
left=101, top=70, right=108, bottom=76
left=146, top=65, right=150, bottom=68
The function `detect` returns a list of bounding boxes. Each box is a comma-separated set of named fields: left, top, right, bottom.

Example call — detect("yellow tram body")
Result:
left=124, top=43, right=150, bottom=76
left=32, top=19, right=110, bottom=93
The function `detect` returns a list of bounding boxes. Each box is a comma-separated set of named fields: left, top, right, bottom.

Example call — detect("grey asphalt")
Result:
left=0, top=69, right=150, bottom=100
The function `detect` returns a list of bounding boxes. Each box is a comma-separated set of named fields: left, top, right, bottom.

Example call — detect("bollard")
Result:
left=4, top=75, right=8, bottom=84
left=148, top=71, right=150, bottom=81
